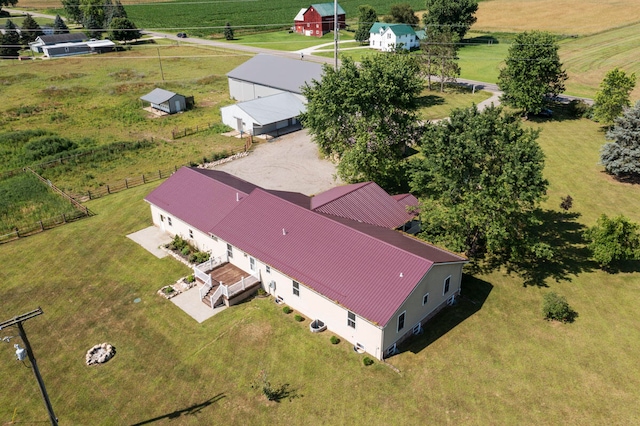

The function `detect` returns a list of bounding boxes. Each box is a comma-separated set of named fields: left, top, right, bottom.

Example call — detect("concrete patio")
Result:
left=171, top=285, right=227, bottom=323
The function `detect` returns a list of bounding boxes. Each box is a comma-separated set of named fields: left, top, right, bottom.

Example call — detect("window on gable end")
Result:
left=443, top=276, right=451, bottom=295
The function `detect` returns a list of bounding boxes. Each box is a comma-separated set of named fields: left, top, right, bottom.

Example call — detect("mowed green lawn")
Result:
left=1, top=114, right=640, bottom=424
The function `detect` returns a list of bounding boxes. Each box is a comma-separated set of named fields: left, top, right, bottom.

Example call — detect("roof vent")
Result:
left=282, top=228, right=287, bottom=236
left=399, top=272, right=403, bottom=278
left=236, top=192, right=239, bottom=202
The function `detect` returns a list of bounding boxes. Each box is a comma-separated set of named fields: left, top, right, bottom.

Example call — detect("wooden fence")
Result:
left=75, top=166, right=180, bottom=201
left=172, top=122, right=222, bottom=140
left=0, top=210, right=90, bottom=244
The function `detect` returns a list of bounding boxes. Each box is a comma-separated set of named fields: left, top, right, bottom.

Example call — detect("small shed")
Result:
left=140, top=89, right=187, bottom=114
left=220, top=92, right=305, bottom=136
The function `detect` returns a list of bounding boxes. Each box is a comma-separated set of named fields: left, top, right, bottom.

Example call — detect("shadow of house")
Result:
left=140, top=88, right=189, bottom=114
left=395, top=274, right=493, bottom=356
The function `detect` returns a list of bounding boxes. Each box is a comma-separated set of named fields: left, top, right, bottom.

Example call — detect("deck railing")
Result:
left=194, top=254, right=228, bottom=288
left=204, top=274, right=261, bottom=310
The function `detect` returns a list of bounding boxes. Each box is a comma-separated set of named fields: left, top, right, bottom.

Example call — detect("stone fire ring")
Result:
left=86, top=343, right=116, bottom=366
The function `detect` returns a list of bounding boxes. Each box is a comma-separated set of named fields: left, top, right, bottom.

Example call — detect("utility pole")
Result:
left=0, top=308, right=58, bottom=426
left=157, top=47, right=165, bottom=81
left=333, top=0, right=338, bottom=70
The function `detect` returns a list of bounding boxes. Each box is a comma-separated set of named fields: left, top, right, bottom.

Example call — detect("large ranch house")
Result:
left=146, top=168, right=467, bottom=360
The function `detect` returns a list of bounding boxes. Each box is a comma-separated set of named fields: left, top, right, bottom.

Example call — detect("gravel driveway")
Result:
left=214, top=130, right=341, bottom=196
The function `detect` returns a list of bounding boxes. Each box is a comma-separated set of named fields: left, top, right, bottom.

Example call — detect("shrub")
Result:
left=584, top=214, right=640, bottom=268
left=23, top=135, right=78, bottom=162
left=282, top=306, right=292, bottom=314
left=567, top=99, right=591, bottom=118
left=560, top=195, right=573, bottom=211
left=188, top=251, right=210, bottom=264
left=294, top=314, right=304, bottom=322
left=181, top=246, right=191, bottom=256
left=185, top=274, right=195, bottom=283
left=363, top=356, right=374, bottom=366
left=256, top=287, right=266, bottom=296
left=543, top=292, right=577, bottom=323
left=330, top=336, right=340, bottom=345
left=162, top=286, right=174, bottom=294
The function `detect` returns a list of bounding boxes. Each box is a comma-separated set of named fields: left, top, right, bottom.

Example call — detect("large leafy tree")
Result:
left=498, top=31, right=567, bottom=115
left=386, top=3, right=418, bottom=26
left=20, top=14, right=43, bottom=45
left=592, top=68, right=636, bottom=126
left=420, top=26, right=459, bottom=92
left=300, top=55, right=423, bottom=190
left=53, top=14, right=70, bottom=34
left=223, top=22, right=234, bottom=40
left=584, top=214, right=640, bottom=269
left=0, top=0, right=18, bottom=15
left=104, top=0, right=126, bottom=29
left=81, top=0, right=104, bottom=37
left=410, top=105, right=550, bottom=265
left=0, top=19, right=21, bottom=58
left=61, top=0, right=83, bottom=24
left=109, top=17, right=140, bottom=43
left=355, top=5, right=377, bottom=43
left=423, top=0, right=478, bottom=40
left=600, top=100, right=640, bottom=179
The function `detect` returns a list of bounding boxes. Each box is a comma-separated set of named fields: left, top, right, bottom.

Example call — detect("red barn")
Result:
left=294, top=3, right=346, bottom=37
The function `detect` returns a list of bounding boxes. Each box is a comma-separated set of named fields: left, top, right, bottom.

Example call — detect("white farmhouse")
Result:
left=369, top=23, right=422, bottom=52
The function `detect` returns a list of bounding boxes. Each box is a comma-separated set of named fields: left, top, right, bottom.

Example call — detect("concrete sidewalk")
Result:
left=171, top=286, right=227, bottom=323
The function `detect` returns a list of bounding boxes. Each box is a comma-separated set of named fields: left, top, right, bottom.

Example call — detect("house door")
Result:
left=236, top=118, right=243, bottom=133
left=174, top=100, right=182, bottom=112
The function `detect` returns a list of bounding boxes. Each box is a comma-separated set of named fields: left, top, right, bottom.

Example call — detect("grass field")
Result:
left=219, top=29, right=353, bottom=51
left=1, top=114, right=640, bottom=424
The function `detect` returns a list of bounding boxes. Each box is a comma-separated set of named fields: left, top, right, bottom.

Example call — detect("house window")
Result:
left=397, top=311, right=406, bottom=332
left=167, top=217, right=172, bottom=226
left=211, top=235, right=218, bottom=242
left=347, top=311, right=356, bottom=328
left=422, top=293, right=429, bottom=306
left=387, top=33, right=391, bottom=39
left=227, top=243, right=233, bottom=259
left=292, top=280, right=300, bottom=296
left=250, top=257, right=256, bottom=272
left=266, top=265, right=271, bottom=274
left=443, top=276, right=451, bottom=295
left=188, top=229, right=193, bottom=239
left=160, top=215, right=164, bottom=222
left=316, top=24, right=319, bottom=28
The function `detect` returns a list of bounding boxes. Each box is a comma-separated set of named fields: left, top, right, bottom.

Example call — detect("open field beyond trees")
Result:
left=1, top=113, right=640, bottom=424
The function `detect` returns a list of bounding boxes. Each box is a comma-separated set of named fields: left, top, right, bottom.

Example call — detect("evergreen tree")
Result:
left=592, top=68, right=636, bottom=126
left=109, top=17, right=140, bottom=43
left=83, top=13, right=102, bottom=39
left=498, top=31, right=567, bottom=115
left=20, top=14, right=43, bottom=45
left=61, top=0, right=83, bottom=24
left=355, top=5, right=377, bottom=43
left=223, top=22, right=234, bottom=40
left=600, top=100, right=640, bottom=180
left=0, top=19, right=21, bottom=58
left=53, top=14, right=70, bottom=34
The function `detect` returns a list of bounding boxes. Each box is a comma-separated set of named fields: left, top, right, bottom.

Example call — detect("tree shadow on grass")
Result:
left=416, top=94, right=445, bottom=109
left=461, top=35, right=499, bottom=45
left=509, top=210, right=595, bottom=286
left=397, top=274, right=493, bottom=357
left=130, top=394, right=226, bottom=425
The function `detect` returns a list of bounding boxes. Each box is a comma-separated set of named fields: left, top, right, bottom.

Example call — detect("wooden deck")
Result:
left=209, top=262, right=249, bottom=286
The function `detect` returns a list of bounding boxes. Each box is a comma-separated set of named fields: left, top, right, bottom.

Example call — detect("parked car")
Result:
left=177, top=32, right=187, bottom=38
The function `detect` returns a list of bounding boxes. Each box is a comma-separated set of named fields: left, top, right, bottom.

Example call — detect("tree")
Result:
left=223, top=22, right=234, bottom=40
left=81, top=0, right=104, bottom=37
left=20, top=14, right=43, bottom=45
left=592, top=68, right=636, bottom=126
left=109, top=17, right=140, bottom=43
left=600, top=101, right=640, bottom=179
left=584, top=214, right=640, bottom=269
left=355, top=5, right=377, bottom=43
left=421, top=27, right=459, bottom=92
left=386, top=3, right=418, bottom=26
left=542, top=292, right=577, bottom=323
left=498, top=31, right=567, bottom=115
left=423, top=0, right=478, bottom=40
left=104, top=0, right=126, bottom=28
left=0, top=19, right=21, bottom=58
left=300, top=55, right=423, bottom=190
left=409, top=105, right=550, bottom=264
left=61, top=0, right=83, bottom=24
left=0, top=0, right=18, bottom=16
left=53, top=14, right=70, bottom=34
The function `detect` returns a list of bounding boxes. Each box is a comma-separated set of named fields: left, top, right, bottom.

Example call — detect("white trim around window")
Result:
left=422, top=293, right=429, bottom=306
left=397, top=311, right=406, bottom=333
left=443, top=275, right=451, bottom=295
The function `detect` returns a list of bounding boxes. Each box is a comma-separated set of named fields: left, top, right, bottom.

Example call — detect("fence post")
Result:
left=85, top=206, right=89, bottom=215
left=15, top=227, right=19, bottom=238
left=174, top=165, right=177, bottom=172
left=142, top=174, right=146, bottom=184
left=88, top=190, right=92, bottom=200
left=39, top=220, right=44, bottom=231
left=125, top=178, right=129, bottom=189
left=62, top=213, right=66, bottom=223
left=158, top=170, right=162, bottom=179
left=107, top=185, right=110, bottom=194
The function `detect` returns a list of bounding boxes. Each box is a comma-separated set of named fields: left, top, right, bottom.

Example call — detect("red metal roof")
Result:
left=146, top=168, right=466, bottom=327
left=311, top=182, right=417, bottom=229
left=144, top=168, right=257, bottom=232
